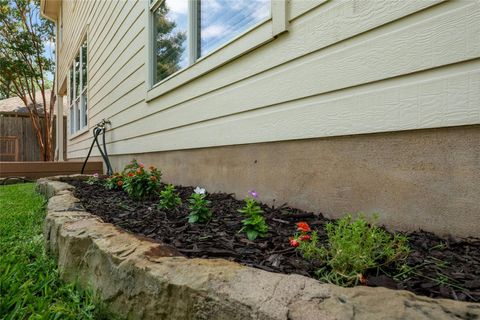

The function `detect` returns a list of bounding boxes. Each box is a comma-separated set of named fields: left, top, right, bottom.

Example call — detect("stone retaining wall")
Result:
left=37, top=177, right=480, bottom=320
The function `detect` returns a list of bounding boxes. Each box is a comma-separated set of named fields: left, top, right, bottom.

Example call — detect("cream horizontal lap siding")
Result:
left=61, top=0, right=480, bottom=159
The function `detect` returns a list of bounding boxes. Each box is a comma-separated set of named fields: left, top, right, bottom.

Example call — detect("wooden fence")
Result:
left=0, top=112, right=67, bottom=161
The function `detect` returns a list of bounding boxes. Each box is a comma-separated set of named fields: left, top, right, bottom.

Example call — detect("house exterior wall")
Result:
left=54, top=0, right=480, bottom=236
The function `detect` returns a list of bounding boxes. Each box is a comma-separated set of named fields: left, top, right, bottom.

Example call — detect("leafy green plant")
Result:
left=157, top=184, right=182, bottom=210
left=293, top=214, right=410, bottom=286
left=104, top=173, right=124, bottom=190
left=121, top=158, right=141, bottom=175
left=238, top=191, right=268, bottom=241
left=188, top=188, right=212, bottom=223
left=85, top=173, right=100, bottom=185
left=122, top=160, right=162, bottom=200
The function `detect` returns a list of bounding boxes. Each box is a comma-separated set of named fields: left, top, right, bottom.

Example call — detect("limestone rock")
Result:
left=37, top=177, right=480, bottom=320
left=36, top=178, right=74, bottom=199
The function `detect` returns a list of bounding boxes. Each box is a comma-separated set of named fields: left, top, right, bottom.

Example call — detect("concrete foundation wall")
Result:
left=108, top=125, right=480, bottom=238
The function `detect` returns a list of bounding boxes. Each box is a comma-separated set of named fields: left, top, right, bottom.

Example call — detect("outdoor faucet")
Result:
left=95, top=119, right=111, bottom=129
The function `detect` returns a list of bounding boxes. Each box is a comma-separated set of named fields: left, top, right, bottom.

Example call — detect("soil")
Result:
left=63, top=178, right=480, bottom=303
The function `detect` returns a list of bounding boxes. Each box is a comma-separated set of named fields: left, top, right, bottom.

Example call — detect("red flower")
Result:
left=299, top=234, right=311, bottom=242
left=128, top=173, right=135, bottom=177
left=297, top=222, right=311, bottom=232
left=289, top=238, right=299, bottom=247
left=117, top=180, right=124, bottom=187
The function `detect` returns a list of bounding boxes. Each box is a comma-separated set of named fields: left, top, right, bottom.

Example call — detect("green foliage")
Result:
left=157, top=184, right=182, bottom=210
left=104, top=173, right=123, bottom=190
left=85, top=173, right=100, bottom=185
left=238, top=198, right=269, bottom=241
left=0, top=0, right=57, bottom=160
left=121, top=159, right=162, bottom=200
left=188, top=193, right=212, bottom=223
left=0, top=0, right=55, bottom=84
left=121, top=158, right=141, bottom=175
left=296, top=214, right=410, bottom=286
left=0, top=183, right=117, bottom=319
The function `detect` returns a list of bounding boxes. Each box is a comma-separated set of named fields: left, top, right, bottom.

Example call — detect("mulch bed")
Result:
left=63, top=178, right=480, bottom=302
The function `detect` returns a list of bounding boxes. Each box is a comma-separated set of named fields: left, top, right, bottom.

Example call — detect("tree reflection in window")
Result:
left=153, top=0, right=187, bottom=83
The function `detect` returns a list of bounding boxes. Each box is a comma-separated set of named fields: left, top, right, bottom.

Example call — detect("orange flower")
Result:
left=296, top=222, right=311, bottom=232
left=149, top=165, right=156, bottom=170
left=117, top=180, right=124, bottom=187
left=136, top=167, right=143, bottom=174
left=150, top=176, right=157, bottom=181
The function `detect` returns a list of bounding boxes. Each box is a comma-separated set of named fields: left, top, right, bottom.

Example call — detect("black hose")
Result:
left=0, top=177, right=33, bottom=185
left=81, top=127, right=101, bottom=175
left=81, top=120, right=113, bottom=176
left=101, top=126, right=113, bottom=175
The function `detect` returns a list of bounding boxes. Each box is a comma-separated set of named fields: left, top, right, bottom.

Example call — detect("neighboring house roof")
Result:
left=0, top=90, right=67, bottom=116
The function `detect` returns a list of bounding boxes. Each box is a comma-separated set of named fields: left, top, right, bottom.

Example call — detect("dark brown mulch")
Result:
left=63, top=178, right=480, bottom=303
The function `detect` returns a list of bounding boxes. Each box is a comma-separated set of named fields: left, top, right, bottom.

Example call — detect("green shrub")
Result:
left=188, top=188, right=212, bottom=223
left=294, top=214, right=410, bottom=286
left=104, top=173, right=123, bottom=190
left=238, top=191, right=268, bottom=241
left=122, top=160, right=162, bottom=200
left=157, top=184, right=182, bottom=210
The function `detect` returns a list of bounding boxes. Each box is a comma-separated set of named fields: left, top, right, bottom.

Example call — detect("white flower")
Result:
left=194, top=187, right=206, bottom=195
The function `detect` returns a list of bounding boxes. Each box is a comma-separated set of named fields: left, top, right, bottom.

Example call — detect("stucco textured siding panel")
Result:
left=107, top=125, right=480, bottom=238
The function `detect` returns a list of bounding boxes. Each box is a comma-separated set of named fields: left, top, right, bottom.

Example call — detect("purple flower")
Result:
left=248, top=190, right=259, bottom=198
left=93, top=173, right=99, bottom=178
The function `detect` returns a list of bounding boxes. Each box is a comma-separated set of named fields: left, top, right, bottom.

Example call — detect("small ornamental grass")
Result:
left=291, top=214, right=410, bottom=286
left=188, top=187, right=212, bottom=223
left=157, top=184, right=182, bottom=210
left=238, top=190, right=269, bottom=241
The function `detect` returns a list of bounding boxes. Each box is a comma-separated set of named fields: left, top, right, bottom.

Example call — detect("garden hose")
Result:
left=81, top=119, right=113, bottom=176
left=0, top=177, right=33, bottom=185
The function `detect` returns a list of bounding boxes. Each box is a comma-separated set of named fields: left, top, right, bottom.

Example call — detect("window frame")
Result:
left=146, top=0, right=287, bottom=102
left=68, top=38, right=88, bottom=138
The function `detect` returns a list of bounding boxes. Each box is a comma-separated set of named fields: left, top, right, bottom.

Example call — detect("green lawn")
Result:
left=0, top=183, right=111, bottom=320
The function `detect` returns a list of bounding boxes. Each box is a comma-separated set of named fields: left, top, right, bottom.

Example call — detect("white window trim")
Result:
left=68, top=35, right=89, bottom=140
left=146, top=0, right=287, bottom=102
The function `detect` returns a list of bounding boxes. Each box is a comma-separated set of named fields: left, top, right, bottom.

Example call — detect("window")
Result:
left=150, top=0, right=270, bottom=85
left=68, top=40, right=88, bottom=135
